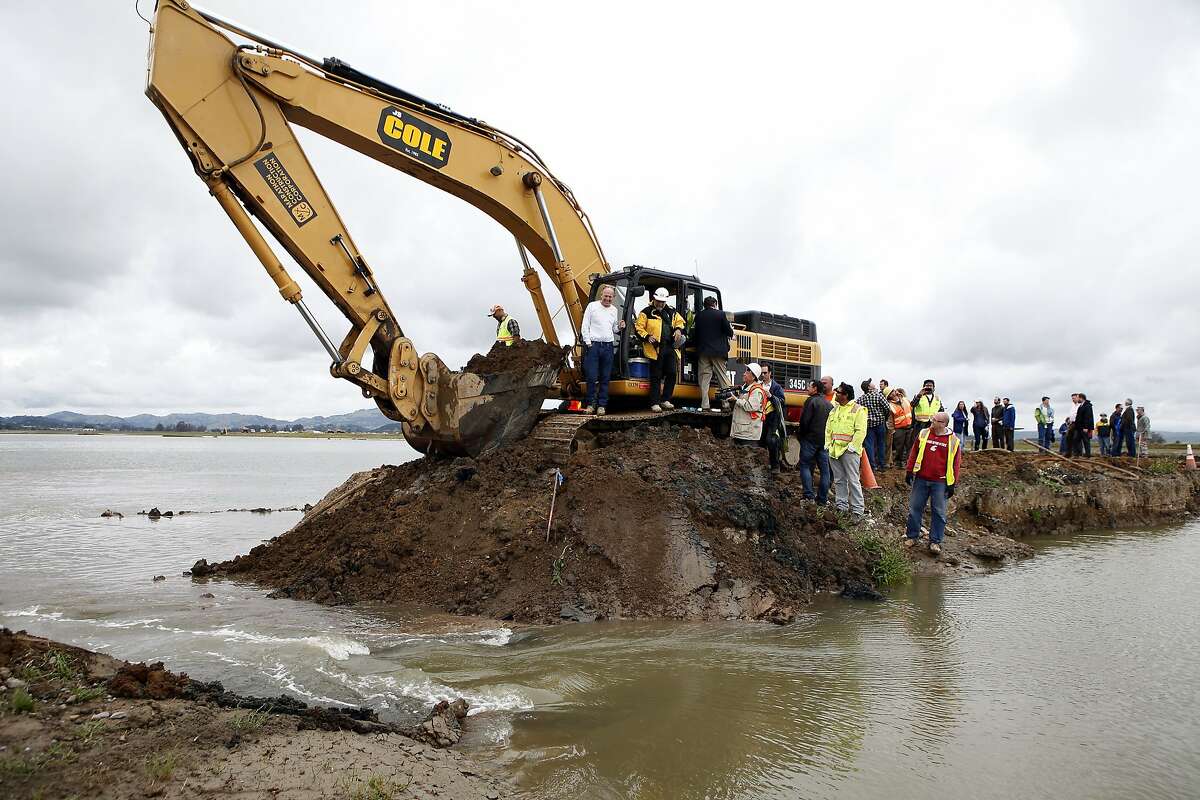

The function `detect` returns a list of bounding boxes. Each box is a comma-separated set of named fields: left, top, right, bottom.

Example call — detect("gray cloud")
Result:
left=1, top=1, right=1198, bottom=428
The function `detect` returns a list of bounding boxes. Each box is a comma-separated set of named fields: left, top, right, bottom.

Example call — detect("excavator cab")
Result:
left=582, top=266, right=725, bottom=409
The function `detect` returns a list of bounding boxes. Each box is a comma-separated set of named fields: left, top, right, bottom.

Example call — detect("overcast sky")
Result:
left=1, top=1, right=1198, bottom=428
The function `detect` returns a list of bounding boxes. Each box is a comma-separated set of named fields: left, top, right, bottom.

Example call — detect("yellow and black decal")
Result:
left=254, top=154, right=317, bottom=227
left=377, top=107, right=451, bottom=169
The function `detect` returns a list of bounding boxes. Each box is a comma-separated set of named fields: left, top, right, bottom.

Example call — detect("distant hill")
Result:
left=2, top=407, right=393, bottom=433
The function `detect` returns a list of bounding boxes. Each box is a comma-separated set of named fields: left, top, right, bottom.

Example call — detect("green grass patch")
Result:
left=75, top=720, right=106, bottom=745
left=228, top=708, right=271, bottom=734
left=144, top=751, right=179, bottom=783
left=853, top=529, right=911, bottom=587
left=9, top=686, right=35, bottom=713
left=0, top=753, right=40, bottom=778
left=1144, top=459, right=1178, bottom=475
left=344, top=773, right=411, bottom=800
left=71, top=685, right=105, bottom=704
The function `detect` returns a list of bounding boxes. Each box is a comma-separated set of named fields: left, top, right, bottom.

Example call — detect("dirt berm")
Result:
left=205, top=426, right=1200, bottom=624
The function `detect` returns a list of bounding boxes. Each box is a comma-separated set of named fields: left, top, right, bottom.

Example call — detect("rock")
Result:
left=559, top=603, right=597, bottom=623
left=840, top=581, right=885, bottom=602
left=302, top=503, right=313, bottom=512
left=100, top=509, right=124, bottom=519
left=190, top=559, right=213, bottom=577
left=410, top=698, right=469, bottom=748
left=90, top=711, right=111, bottom=720
left=200, top=592, right=215, bottom=599
left=147, top=507, right=162, bottom=519
left=110, top=710, right=128, bottom=719
left=152, top=575, right=166, bottom=582
left=5, top=677, right=28, bottom=690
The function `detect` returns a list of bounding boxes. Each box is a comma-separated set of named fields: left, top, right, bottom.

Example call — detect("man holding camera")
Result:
left=903, top=410, right=962, bottom=556
left=912, top=379, right=944, bottom=437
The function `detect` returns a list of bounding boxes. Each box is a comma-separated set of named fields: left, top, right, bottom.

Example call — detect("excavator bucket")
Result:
left=402, top=341, right=567, bottom=458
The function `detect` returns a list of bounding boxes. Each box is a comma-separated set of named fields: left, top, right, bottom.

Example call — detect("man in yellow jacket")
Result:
left=634, top=288, right=686, bottom=412
left=825, top=381, right=868, bottom=517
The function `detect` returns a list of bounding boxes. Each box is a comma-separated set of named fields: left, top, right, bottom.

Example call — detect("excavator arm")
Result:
left=145, top=0, right=609, bottom=454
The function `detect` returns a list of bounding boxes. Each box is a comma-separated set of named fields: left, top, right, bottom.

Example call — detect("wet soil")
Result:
left=201, top=420, right=1199, bottom=624
left=0, top=629, right=514, bottom=800
left=462, top=339, right=567, bottom=376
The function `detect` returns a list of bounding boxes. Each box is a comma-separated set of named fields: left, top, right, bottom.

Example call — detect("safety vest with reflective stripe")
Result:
left=890, top=400, right=913, bottom=429
left=913, top=394, right=942, bottom=423
left=825, top=401, right=867, bottom=459
left=913, top=428, right=959, bottom=486
left=496, top=315, right=517, bottom=346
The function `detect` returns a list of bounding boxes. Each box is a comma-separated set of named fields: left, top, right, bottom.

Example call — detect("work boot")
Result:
left=597, top=407, right=606, bottom=416
left=650, top=404, right=663, bottom=413
left=903, top=537, right=916, bottom=548
left=929, top=542, right=942, bottom=555
left=584, top=405, right=596, bottom=415
left=661, top=401, right=675, bottom=411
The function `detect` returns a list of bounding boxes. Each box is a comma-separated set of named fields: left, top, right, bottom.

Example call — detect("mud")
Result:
left=0, top=629, right=516, bottom=800
left=200, top=423, right=1200, bottom=623
left=462, top=338, right=567, bottom=375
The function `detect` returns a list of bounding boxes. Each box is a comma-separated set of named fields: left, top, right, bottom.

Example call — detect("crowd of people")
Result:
left=499, top=299, right=1157, bottom=554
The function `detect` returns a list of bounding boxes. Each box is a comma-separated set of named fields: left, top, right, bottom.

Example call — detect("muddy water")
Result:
left=2, top=433, right=1198, bottom=799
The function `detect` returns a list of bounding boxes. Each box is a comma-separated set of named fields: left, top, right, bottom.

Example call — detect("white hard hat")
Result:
left=652, top=287, right=670, bottom=301
left=487, top=304, right=502, bottom=316
left=747, top=362, right=762, bottom=379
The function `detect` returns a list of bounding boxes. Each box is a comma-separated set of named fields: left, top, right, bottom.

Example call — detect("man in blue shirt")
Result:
left=1001, top=398, right=1016, bottom=451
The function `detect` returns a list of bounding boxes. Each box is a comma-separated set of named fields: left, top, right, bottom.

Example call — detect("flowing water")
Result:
left=1, top=433, right=1198, bottom=799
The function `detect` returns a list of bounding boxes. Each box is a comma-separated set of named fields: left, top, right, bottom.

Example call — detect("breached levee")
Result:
left=203, top=428, right=1200, bottom=623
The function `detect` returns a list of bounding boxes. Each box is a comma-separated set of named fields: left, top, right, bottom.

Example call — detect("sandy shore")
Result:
left=0, top=630, right=516, bottom=800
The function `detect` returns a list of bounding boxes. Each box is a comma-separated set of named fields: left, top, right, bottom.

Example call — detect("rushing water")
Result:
left=2, top=433, right=1198, bottom=799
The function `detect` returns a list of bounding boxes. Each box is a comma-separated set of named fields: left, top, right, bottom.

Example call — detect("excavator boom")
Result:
left=145, top=1, right=609, bottom=455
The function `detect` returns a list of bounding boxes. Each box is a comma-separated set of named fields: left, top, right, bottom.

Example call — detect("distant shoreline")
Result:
left=0, top=429, right=407, bottom=441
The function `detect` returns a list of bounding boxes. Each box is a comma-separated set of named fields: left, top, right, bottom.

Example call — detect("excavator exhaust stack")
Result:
left=401, top=341, right=567, bottom=458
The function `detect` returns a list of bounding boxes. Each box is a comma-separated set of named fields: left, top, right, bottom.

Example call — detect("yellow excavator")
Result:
left=145, top=1, right=822, bottom=457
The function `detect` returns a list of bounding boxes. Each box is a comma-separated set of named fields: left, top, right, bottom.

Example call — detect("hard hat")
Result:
left=652, top=288, right=670, bottom=301
left=747, top=362, right=762, bottom=379
left=487, top=304, right=502, bottom=317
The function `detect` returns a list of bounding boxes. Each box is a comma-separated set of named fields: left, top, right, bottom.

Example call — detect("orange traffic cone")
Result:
left=1187, top=444, right=1197, bottom=470
left=860, top=452, right=881, bottom=490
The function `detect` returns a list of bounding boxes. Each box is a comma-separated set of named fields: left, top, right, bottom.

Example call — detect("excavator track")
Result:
left=531, top=409, right=732, bottom=463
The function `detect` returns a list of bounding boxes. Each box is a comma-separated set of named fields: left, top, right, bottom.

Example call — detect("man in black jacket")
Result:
left=691, top=296, right=735, bottom=412
left=1112, top=399, right=1137, bottom=457
left=797, top=380, right=833, bottom=503
left=1069, top=393, right=1095, bottom=457
left=990, top=398, right=1004, bottom=449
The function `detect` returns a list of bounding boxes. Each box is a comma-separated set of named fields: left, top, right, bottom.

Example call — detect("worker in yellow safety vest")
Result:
left=488, top=304, right=520, bottom=347
left=911, top=378, right=944, bottom=436
left=824, top=381, right=868, bottom=516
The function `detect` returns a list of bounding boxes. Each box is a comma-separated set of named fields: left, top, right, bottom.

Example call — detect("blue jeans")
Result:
left=1037, top=422, right=1052, bottom=449
left=799, top=439, right=831, bottom=504
left=583, top=341, right=614, bottom=408
left=906, top=476, right=947, bottom=544
left=865, top=424, right=886, bottom=470
left=1099, top=435, right=1110, bottom=455
left=1111, top=428, right=1136, bottom=457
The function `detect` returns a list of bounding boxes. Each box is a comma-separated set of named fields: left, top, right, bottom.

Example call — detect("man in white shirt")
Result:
left=580, top=286, right=625, bottom=415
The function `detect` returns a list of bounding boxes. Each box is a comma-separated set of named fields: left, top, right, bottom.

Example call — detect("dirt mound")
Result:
left=206, top=426, right=1200, bottom=619
left=108, top=661, right=191, bottom=699
left=462, top=338, right=567, bottom=375
left=211, top=424, right=880, bottom=624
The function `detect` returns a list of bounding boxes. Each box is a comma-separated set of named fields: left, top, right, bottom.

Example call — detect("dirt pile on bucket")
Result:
left=210, top=425, right=879, bottom=624
left=462, top=338, right=567, bottom=375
